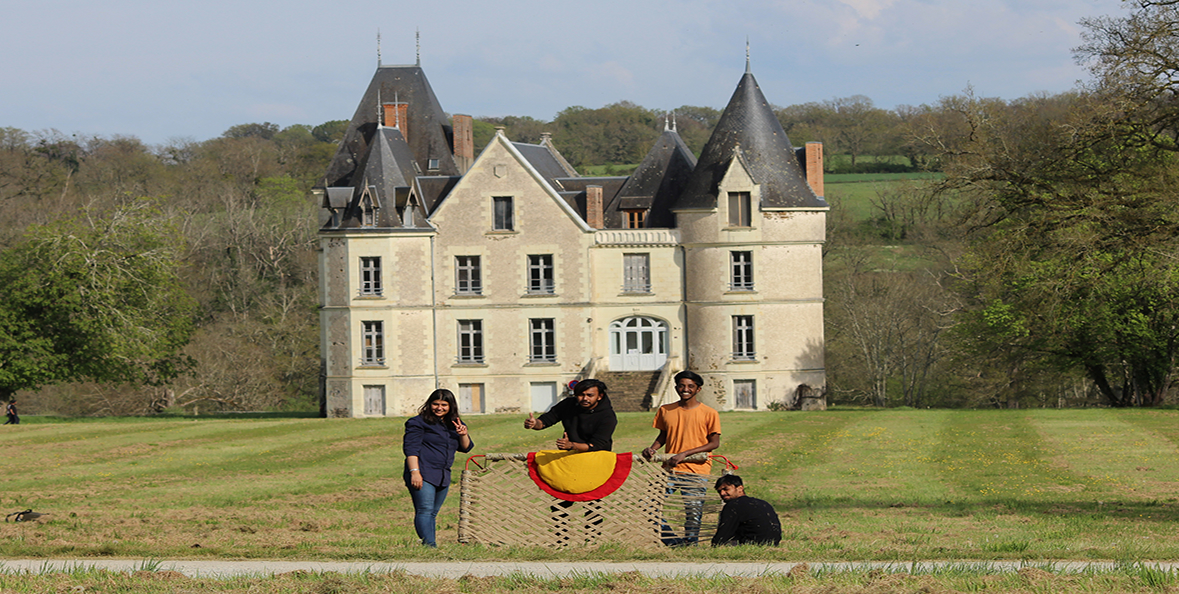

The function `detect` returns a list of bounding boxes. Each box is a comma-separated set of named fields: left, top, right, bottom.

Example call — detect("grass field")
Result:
left=1, top=408, right=1177, bottom=565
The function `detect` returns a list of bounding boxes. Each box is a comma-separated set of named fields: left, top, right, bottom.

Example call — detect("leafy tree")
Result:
left=0, top=200, right=196, bottom=401
left=551, top=101, right=661, bottom=168
left=311, top=120, right=349, bottom=143
left=222, top=122, right=280, bottom=140
left=929, top=84, right=1179, bottom=407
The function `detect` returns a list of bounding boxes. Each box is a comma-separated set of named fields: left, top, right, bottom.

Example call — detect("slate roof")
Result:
left=607, top=128, right=697, bottom=227
left=551, top=177, right=628, bottom=219
left=674, top=71, right=827, bottom=210
left=322, top=65, right=459, bottom=189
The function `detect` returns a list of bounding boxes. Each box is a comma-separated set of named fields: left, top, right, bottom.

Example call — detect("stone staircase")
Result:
left=598, top=370, right=661, bottom=412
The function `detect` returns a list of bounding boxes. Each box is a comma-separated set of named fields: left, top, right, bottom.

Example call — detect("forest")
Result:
left=3, top=1, right=1179, bottom=415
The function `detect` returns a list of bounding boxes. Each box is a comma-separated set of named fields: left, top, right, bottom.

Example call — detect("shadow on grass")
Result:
left=787, top=493, right=1179, bottom=524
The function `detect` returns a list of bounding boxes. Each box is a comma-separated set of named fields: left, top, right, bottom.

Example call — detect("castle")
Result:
left=316, top=57, right=828, bottom=417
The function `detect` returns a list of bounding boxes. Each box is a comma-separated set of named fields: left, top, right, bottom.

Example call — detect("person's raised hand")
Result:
left=453, top=419, right=467, bottom=436
left=523, top=412, right=538, bottom=429
left=556, top=432, right=572, bottom=450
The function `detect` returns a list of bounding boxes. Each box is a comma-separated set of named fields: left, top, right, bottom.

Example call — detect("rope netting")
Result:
left=458, top=453, right=736, bottom=548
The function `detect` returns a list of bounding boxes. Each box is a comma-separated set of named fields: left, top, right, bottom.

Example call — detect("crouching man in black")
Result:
left=523, top=379, right=616, bottom=451
left=711, top=474, right=782, bottom=546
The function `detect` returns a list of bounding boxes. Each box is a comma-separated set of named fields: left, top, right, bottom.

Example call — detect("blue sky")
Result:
left=2, top=0, right=1127, bottom=145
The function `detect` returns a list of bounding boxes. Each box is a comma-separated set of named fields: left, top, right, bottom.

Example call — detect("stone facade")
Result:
left=316, top=61, right=828, bottom=417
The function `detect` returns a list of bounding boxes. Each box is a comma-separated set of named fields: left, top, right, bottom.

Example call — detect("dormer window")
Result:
left=427, top=158, right=440, bottom=171
left=624, top=209, right=647, bottom=229
left=403, top=200, right=415, bottom=228
left=361, top=195, right=377, bottom=226
left=728, top=191, right=751, bottom=227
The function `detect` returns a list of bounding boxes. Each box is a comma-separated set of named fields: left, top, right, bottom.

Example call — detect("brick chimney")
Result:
left=383, top=103, right=408, bottom=136
left=805, top=142, right=824, bottom=198
left=452, top=114, right=474, bottom=174
left=586, top=185, right=604, bottom=229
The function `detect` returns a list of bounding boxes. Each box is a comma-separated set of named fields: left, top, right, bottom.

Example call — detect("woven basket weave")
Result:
left=458, top=453, right=732, bottom=548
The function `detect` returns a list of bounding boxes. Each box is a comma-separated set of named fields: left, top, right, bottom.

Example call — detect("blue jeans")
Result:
left=407, top=480, right=449, bottom=547
left=662, top=472, right=708, bottom=546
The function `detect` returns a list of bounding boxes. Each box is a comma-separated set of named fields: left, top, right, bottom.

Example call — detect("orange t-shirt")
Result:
left=652, top=401, right=721, bottom=474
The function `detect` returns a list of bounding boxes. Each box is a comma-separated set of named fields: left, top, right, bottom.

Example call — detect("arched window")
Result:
left=609, top=316, right=668, bottom=371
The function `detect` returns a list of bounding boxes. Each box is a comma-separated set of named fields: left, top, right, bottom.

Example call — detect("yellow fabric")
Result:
left=533, top=450, right=618, bottom=494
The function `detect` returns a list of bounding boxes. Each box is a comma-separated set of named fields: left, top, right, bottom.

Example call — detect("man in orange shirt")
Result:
left=642, top=370, right=721, bottom=545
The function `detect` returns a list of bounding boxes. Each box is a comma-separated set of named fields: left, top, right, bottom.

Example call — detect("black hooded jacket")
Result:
left=537, top=395, right=617, bottom=451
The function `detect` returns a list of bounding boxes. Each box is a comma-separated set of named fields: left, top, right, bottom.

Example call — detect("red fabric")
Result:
left=526, top=452, right=633, bottom=501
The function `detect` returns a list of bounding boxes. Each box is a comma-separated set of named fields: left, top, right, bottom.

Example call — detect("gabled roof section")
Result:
left=674, top=70, right=827, bottom=210
left=512, top=134, right=579, bottom=191
left=416, top=175, right=462, bottom=216
left=338, top=184, right=401, bottom=229
left=431, top=130, right=593, bottom=232
left=322, top=64, right=459, bottom=188
left=608, top=128, right=698, bottom=227
left=358, top=125, right=418, bottom=204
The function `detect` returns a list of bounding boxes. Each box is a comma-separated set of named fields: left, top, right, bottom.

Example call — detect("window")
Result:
left=734, top=380, right=757, bottom=409
left=728, top=191, right=751, bottom=227
left=457, top=319, right=484, bottom=363
left=459, top=384, right=484, bottom=414
left=427, top=158, right=440, bottom=170
left=624, top=209, right=646, bottom=229
left=493, top=196, right=514, bottom=231
left=730, top=251, right=754, bottom=291
left=362, top=195, right=377, bottom=226
left=361, top=321, right=384, bottom=366
left=527, top=254, right=554, bottom=294
left=360, top=257, right=382, bottom=296
left=623, top=253, right=651, bottom=293
left=455, top=256, right=482, bottom=295
left=733, top=315, right=755, bottom=360
left=530, top=318, right=556, bottom=363
left=363, top=385, right=386, bottom=415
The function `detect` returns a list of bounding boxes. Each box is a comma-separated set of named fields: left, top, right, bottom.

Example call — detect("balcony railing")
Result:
left=595, top=229, right=680, bottom=246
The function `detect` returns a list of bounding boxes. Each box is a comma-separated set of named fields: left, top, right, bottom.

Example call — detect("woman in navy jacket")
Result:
left=403, top=389, right=473, bottom=546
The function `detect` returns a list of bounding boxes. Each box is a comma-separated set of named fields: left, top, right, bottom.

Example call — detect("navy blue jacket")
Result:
left=403, top=415, right=474, bottom=488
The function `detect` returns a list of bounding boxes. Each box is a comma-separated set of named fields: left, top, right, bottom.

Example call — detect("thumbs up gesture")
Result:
left=556, top=431, right=573, bottom=450
left=523, top=412, right=539, bottom=430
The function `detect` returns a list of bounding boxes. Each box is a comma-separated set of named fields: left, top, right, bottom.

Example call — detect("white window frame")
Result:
left=529, top=318, right=556, bottom=363
left=457, top=319, right=484, bottom=364
left=527, top=254, right=555, bottom=294
left=455, top=255, right=482, bottom=295
left=361, top=321, right=384, bottom=366
left=733, top=315, right=756, bottom=361
left=730, top=251, right=754, bottom=291
left=360, top=256, right=382, bottom=296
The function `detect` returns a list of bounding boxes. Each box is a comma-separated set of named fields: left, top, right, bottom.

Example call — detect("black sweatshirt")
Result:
left=537, top=395, right=618, bottom=451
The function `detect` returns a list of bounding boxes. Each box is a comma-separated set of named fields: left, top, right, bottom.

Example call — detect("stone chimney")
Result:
left=586, top=185, right=604, bottom=229
left=805, top=142, right=824, bottom=197
left=452, top=114, right=474, bottom=174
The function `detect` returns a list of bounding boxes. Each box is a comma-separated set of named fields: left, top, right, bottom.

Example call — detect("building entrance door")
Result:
left=609, top=316, right=668, bottom=371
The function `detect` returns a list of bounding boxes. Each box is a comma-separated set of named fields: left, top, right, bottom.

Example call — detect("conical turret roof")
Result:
left=608, top=126, right=697, bottom=227
left=674, top=70, right=826, bottom=210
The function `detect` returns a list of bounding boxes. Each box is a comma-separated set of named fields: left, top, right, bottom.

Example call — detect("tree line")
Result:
left=825, top=0, right=1179, bottom=409
left=4, top=0, right=1177, bottom=413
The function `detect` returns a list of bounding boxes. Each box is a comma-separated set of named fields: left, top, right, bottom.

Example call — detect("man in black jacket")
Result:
left=711, top=474, right=782, bottom=546
left=524, top=379, right=616, bottom=451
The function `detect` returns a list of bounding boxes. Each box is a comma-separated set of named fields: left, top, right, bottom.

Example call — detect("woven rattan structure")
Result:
left=458, top=453, right=732, bottom=548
